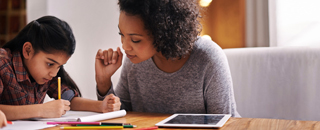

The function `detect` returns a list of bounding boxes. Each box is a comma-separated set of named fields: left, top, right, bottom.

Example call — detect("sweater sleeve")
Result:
left=96, top=83, right=116, bottom=101
left=114, top=58, right=132, bottom=111
left=202, top=39, right=240, bottom=117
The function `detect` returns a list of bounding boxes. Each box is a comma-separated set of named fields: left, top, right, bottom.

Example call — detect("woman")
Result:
left=95, top=0, right=240, bottom=117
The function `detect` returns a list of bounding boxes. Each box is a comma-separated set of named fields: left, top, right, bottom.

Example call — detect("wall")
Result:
left=201, top=0, right=246, bottom=48
left=269, top=0, right=320, bottom=47
left=27, top=0, right=121, bottom=100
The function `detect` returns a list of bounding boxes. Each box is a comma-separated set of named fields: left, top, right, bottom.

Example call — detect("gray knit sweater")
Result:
left=98, top=37, right=240, bottom=117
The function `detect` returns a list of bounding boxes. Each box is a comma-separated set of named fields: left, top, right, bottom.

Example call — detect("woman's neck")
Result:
left=152, top=52, right=190, bottom=73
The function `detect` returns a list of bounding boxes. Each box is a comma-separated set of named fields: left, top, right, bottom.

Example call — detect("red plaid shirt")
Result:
left=0, top=48, right=78, bottom=105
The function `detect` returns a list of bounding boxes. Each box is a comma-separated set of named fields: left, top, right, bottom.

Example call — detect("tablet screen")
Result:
left=155, top=114, right=231, bottom=128
left=165, top=115, right=224, bottom=125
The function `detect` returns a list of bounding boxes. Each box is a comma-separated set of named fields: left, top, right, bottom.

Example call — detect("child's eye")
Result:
left=132, top=40, right=141, bottom=43
left=118, top=32, right=124, bottom=36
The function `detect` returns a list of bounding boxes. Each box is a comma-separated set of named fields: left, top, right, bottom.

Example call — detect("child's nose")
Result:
left=49, top=69, right=59, bottom=77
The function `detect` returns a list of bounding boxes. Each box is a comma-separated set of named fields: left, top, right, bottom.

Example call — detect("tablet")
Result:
left=155, top=114, right=231, bottom=128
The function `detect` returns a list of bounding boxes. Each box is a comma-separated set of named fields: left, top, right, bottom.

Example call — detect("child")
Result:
left=0, top=110, right=6, bottom=128
left=0, top=16, right=121, bottom=121
left=95, top=0, right=240, bottom=117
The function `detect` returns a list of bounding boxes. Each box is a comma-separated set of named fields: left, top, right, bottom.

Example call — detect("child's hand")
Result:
left=0, top=110, right=7, bottom=128
left=95, top=47, right=123, bottom=94
left=41, top=99, right=70, bottom=118
left=101, top=94, right=121, bottom=113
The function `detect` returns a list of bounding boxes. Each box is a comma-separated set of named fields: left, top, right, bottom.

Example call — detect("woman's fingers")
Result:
left=96, top=48, right=121, bottom=65
left=112, top=51, right=118, bottom=64
left=96, top=49, right=104, bottom=59
left=107, top=48, right=113, bottom=64
left=103, top=50, right=109, bottom=65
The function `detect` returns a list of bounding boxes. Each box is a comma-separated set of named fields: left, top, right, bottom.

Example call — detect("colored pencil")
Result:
left=58, top=77, right=61, bottom=99
left=7, top=121, right=13, bottom=124
left=47, top=122, right=100, bottom=125
left=77, top=124, right=136, bottom=128
left=132, top=126, right=158, bottom=130
left=47, top=122, right=131, bottom=126
left=101, top=122, right=131, bottom=125
left=60, top=126, right=123, bottom=129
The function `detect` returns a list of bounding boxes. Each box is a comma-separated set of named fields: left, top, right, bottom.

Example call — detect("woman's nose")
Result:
left=122, top=39, right=132, bottom=51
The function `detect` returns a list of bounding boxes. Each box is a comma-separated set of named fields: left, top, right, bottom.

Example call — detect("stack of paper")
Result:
left=30, top=109, right=127, bottom=122
left=2, top=110, right=127, bottom=130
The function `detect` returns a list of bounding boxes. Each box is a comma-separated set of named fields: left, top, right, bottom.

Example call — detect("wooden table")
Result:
left=45, top=112, right=320, bottom=130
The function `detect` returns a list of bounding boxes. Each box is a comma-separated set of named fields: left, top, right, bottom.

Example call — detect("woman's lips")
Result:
left=126, top=53, right=137, bottom=59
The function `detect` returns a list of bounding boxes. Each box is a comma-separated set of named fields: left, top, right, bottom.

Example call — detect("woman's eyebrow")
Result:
left=129, top=33, right=143, bottom=36
left=118, top=25, right=143, bottom=36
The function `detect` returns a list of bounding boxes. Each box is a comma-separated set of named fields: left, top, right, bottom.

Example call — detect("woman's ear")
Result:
left=22, top=42, right=34, bottom=59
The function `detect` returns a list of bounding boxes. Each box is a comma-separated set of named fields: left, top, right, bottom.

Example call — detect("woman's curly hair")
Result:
left=118, top=0, right=202, bottom=59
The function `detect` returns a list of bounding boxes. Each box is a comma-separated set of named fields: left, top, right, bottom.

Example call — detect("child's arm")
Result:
left=0, top=77, right=68, bottom=120
left=70, top=95, right=121, bottom=113
left=0, top=99, right=70, bottom=120
left=95, top=47, right=123, bottom=95
left=0, top=110, right=7, bottom=128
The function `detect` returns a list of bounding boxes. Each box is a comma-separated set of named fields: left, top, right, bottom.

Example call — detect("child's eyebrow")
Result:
left=47, top=58, right=62, bottom=66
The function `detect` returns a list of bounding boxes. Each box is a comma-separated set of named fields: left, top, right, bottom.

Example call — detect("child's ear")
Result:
left=22, top=42, right=34, bottom=59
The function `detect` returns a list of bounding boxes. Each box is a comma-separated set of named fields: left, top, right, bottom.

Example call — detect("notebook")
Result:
left=29, top=110, right=126, bottom=122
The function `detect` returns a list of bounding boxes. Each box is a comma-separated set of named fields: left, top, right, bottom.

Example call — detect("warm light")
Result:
left=202, top=35, right=212, bottom=40
left=199, top=0, right=212, bottom=7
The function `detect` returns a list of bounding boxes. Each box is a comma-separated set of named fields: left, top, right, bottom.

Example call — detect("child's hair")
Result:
left=2, top=16, right=81, bottom=97
left=118, top=0, right=202, bottom=59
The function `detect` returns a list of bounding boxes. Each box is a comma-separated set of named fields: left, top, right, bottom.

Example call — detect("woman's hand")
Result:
left=41, top=99, right=70, bottom=118
left=100, top=94, right=121, bottom=113
left=95, top=47, right=123, bottom=95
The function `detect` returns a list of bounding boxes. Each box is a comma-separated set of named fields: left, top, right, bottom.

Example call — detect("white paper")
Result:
left=1, top=121, right=56, bottom=130
left=29, top=110, right=126, bottom=122
left=79, top=110, right=126, bottom=122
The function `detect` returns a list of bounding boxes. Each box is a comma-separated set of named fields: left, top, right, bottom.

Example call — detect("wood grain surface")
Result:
left=44, top=111, right=320, bottom=130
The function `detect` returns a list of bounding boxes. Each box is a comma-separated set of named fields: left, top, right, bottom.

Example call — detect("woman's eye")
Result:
left=118, top=32, right=124, bottom=36
left=47, top=63, right=54, bottom=66
left=132, top=40, right=141, bottom=43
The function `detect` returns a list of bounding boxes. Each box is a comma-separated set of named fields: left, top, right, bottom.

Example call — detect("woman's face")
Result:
left=118, top=11, right=157, bottom=64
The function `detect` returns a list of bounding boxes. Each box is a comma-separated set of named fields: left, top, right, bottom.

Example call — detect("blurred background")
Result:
left=1, top=0, right=320, bottom=100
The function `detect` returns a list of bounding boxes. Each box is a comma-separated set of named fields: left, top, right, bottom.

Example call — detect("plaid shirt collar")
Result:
left=11, top=51, right=31, bottom=83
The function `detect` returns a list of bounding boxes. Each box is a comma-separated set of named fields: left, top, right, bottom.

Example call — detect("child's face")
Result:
left=118, top=11, right=157, bottom=64
left=23, top=48, right=70, bottom=85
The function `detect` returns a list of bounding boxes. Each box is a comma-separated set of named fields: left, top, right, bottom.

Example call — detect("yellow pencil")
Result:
left=58, top=77, right=61, bottom=99
left=60, top=126, right=123, bottom=129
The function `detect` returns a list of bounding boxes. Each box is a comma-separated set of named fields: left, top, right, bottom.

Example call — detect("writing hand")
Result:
left=41, top=99, right=70, bottom=118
